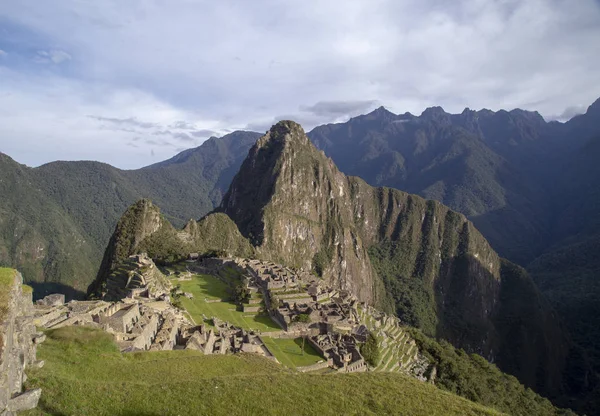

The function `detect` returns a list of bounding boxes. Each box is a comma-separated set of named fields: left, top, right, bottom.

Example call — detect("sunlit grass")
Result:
left=23, top=326, right=503, bottom=416
left=176, top=273, right=280, bottom=332
left=261, top=337, right=322, bottom=368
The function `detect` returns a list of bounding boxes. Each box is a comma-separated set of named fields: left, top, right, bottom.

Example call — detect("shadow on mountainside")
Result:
left=436, top=254, right=596, bottom=411
left=28, top=281, right=86, bottom=302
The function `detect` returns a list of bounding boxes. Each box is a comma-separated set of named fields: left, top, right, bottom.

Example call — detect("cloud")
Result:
left=300, top=100, right=379, bottom=116
left=169, top=120, right=197, bottom=130
left=548, top=105, right=587, bottom=121
left=190, top=129, right=219, bottom=138
left=0, top=0, right=599, bottom=168
left=0, top=50, right=6, bottom=57
left=33, top=49, right=72, bottom=64
left=171, top=132, right=194, bottom=142
left=88, top=115, right=158, bottom=129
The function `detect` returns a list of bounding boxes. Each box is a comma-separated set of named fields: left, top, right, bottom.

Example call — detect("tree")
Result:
left=361, top=332, right=381, bottom=367
left=269, top=294, right=280, bottom=312
left=232, top=282, right=250, bottom=304
left=295, top=313, right=311, bottom=323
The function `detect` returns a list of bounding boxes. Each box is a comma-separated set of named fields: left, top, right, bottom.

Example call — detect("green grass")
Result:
left=23, top=326, right=504, bottom=416
left=261, top=337, right=322, bottom=368
left=176, top=272, right=230, bottom=300
left=177, top=273, right=280, bottom=331
left=0, top=267, right=15, bottom=288
left=0, top=267, right=16, bottom=323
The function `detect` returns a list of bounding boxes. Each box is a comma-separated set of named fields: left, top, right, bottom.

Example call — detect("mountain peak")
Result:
left=352, top=106, right=397, bottom=122
left=587, top=96, right=600, bottom=114
left=256, top=120, right=310, bottom=149
left=420, top=106, right=448, bottom=119
left=370, top=106, right=395, bottom=116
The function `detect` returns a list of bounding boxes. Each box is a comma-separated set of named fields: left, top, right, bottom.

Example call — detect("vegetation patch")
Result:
left=0, top=267, right=16, bottom=323
left=369, top=241, right=438, bottom=336
left=261, top=337, right=322, bottom=368
left=409, top=329, right=573, bottom=416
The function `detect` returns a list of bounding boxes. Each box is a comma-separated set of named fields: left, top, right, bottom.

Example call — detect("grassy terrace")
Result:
left=261, top=337, right=322, bottom=368
left=23, top=326, right=503, bottom=416
left=174, top=272, right=280, bottom=332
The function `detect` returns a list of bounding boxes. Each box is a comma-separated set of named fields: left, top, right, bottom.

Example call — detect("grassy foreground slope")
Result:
left=23, top=327, right=502, bottom=416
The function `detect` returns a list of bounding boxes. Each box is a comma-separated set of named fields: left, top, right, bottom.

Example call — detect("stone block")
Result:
left=6, top=389, right=41, bottom=412
left=36, top=294, right=65, bottom=307
left=32, top=334, right=46, bottom=344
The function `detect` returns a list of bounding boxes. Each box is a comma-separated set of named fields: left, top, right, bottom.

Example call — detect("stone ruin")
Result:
left=1, top=271, right=44, bottom=415
left=308, top=333, right=367, bottom=373
left=183, top=319, right=275, bottom=361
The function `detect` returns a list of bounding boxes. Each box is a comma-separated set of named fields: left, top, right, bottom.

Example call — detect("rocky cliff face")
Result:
left=221, top=122, right=377, bottom=303
left=221, top=121, right=500, bottom=321
left=0, top=269, right=42, bottom=415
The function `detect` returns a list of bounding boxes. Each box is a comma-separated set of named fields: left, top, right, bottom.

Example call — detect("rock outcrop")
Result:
left=89, top=203, right=254, bottom=298
left=0, top=269, right=42, bottom=415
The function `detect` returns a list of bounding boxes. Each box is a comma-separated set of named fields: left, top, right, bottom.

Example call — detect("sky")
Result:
left=1, top=0, right=600, bottom=169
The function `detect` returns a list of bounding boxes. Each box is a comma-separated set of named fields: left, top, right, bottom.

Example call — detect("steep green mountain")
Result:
left=95, top=121, right=585, bottom=407
left=0, top=153, right=96, bottom=298
left=0, top=131, right=260, bottom=296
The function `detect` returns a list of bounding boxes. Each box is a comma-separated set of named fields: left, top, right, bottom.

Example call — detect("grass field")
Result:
left=175, top=273, right=281, bottom=332
left=23, top=326, right=504, bottom=416
left=261, top=337, right=322, bottom=368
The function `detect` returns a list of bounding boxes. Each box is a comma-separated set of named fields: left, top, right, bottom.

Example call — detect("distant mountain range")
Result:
left=0, top=131, right=260, bottom=297
left=308, top=98, right=600, bottom=382
left=1, top=97, right=599, bottom=408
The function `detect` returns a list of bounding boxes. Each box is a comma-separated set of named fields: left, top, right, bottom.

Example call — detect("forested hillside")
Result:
left=0, top=131, right=260, bottom=296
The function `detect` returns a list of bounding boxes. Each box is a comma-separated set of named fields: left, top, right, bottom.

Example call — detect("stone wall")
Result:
left=0, top=270, right=42, bottom=415
left=297, top=359, right=332, bottom=373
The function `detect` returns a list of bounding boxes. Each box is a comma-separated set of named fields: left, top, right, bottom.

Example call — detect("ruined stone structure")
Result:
left=101, top=253, right=171, bottom=301
left=33, top=295, right=190, bottom=353
left=182, top=321, right=275, bottom=361
left=308, top=333, right=366, bottom=373
left=0, top=270, right=43, bottom=415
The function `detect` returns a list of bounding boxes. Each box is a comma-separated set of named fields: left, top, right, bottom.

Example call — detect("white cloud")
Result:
left=0, top=68, right=230, bottom=168
left=0, top=0, right=599, bottom=167
left=33, top=49, right=72, bottom=64
left=0, top=50, right=6, bottom=57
